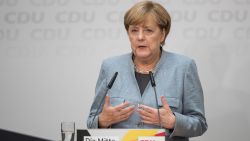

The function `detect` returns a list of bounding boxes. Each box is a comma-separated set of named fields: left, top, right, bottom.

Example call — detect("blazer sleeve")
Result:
left=87, top=61, right=108, bottom=128
left=169, top=60, right=208, bottom=138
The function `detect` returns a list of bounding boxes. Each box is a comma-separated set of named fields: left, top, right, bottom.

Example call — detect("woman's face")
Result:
left=128, top=15, right=165, bottom=61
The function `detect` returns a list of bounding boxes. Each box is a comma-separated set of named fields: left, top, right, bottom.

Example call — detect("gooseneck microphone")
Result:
left=107, top=72, right=118, bottom=89
left=149, top=71, right=162, bottom=128
left=90, top=72, right=118, bottom=128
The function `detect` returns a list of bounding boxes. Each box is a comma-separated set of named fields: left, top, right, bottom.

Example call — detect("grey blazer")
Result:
left=87, top=50, right=207, bottom=141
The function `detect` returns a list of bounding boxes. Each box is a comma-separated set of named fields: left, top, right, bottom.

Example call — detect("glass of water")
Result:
left=61, top=122, right=75, bottom=141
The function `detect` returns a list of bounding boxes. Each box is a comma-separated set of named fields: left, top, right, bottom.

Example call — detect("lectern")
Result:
left=77, top=129, right=166, bottom=141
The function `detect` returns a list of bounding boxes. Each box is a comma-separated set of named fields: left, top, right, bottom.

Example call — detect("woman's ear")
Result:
left=161, top=28, right=166, bottom=43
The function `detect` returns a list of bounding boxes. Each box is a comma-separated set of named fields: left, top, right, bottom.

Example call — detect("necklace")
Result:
left=132, top=51, right=161, bottom=74
left=134, top=65, right=155, bottom=74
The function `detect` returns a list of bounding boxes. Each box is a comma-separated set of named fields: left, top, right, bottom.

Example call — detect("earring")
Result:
left=160, top=43, right=163, bottom=48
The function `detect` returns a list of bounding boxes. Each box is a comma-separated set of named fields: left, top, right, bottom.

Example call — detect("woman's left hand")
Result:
left=137, top=96, right=176, bottom=129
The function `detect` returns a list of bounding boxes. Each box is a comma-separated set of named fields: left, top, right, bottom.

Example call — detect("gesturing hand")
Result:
left=98, top=96, right=135, bottom=128
left=137, top=96, right=176, bottom=129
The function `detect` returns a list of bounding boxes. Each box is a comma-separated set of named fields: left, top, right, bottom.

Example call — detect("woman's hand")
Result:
left=98, top=96, right=135, bottom=128
left=137, top=96, right=176, bottom=129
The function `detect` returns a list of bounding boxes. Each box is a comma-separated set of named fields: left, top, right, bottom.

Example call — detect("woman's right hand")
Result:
left=98, top=96, right=135, bottom=128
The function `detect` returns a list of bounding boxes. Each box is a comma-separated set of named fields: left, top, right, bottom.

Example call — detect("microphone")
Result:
left=149, top=71, right=156, bottom=87
left=149, top=71, right=162, bottom=128
left=107, top=72, right=118, bottom=89
left=90, top=72, right=118, bottom=128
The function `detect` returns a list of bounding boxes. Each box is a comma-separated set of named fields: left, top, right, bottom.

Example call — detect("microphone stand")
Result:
left=90, top=72, right=118, bottom=128
left=149, top=71, right=162, bottom=128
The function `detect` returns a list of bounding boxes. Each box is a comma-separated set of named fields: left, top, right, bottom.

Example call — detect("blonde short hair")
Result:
left=124, top=1, right=171, bottom=45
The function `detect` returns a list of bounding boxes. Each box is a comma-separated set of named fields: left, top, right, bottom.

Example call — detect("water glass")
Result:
left=61, top=122, right=75, bottom=141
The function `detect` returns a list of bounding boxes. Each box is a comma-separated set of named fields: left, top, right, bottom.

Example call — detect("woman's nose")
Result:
left=137, top=30, right=145, bottom=40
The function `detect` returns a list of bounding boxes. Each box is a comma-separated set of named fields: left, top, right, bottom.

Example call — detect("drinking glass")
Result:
left=61, top=122, right=75, bottom=141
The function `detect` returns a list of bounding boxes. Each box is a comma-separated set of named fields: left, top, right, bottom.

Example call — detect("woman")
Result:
left=87, top=1, right=207, bottom=140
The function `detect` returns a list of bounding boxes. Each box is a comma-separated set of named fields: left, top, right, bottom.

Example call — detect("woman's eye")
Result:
left=131, top=29, right=138, bottom=32
left=145, top=29, right=153, bottom=33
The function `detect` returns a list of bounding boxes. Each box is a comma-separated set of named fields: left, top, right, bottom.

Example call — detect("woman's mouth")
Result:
left=138, top=45, right=147, bottom=48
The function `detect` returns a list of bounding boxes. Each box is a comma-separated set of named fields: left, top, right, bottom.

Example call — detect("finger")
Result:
left=114, top=102, right=130, bottom=111
left=139, top=104, right=154, bottom=114
left=161, top=96, right=171, bottom=111
left=137, top=108, right=152, bottom=118
left=159, top=108, right=167, bottom=115
left=140, top=113, right=152, bottom=122
left=119, top=105, right=135, bottom=115
left=121, top=108, right=134, bottom=119
left=141, top=120, right=159, bottom=126
left=112, top=105, right=133, bottom=117
left=103, top=96, right=110, bottom=107
left=116, top=108, right=134, bottom=122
